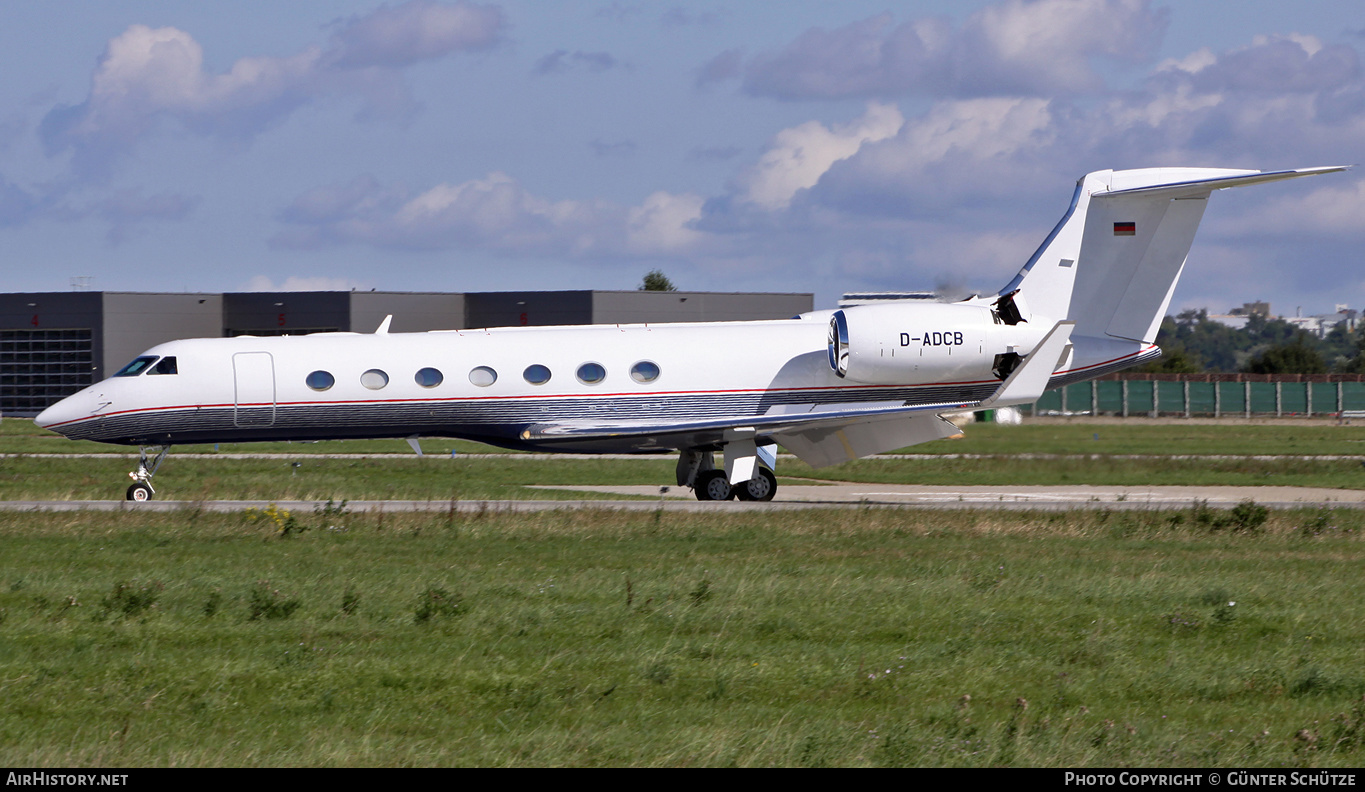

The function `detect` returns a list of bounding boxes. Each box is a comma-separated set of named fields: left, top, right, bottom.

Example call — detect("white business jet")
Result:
left=35, top=166, right=1345, bottom=501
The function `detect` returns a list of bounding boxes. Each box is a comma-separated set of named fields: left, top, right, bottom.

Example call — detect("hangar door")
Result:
left=0, top=328, right=94, bottom=417
left=232, top=352, right=276, bottom=427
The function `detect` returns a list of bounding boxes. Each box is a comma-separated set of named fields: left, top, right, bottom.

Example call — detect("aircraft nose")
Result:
left=34, top=392, right=88, bottom=434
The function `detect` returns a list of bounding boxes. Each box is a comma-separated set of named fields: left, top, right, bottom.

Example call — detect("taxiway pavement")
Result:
left=3, top=482, right=1362, bottom=513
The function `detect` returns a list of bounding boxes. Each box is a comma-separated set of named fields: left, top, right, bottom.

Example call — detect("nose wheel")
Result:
left=126, top=445, right=170, bottom=501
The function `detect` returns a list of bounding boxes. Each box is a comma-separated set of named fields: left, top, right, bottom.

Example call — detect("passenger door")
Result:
left=233, top=352, right=276, bottom=427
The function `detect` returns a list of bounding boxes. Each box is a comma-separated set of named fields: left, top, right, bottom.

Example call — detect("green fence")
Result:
left=1030, top=380, right=1365, bottom=417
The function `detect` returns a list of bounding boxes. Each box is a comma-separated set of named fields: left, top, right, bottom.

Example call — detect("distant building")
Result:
left=1323, top=307, right=1358, bottom=335
left=1203, top=300, right=1356, bottom=337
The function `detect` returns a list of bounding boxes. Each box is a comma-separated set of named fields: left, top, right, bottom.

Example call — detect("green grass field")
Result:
left=1, top=507, right=1362, bottom=766
left=916, top=421, right=1365, bottom=457
left=6, top=417, right=1365, bottom=766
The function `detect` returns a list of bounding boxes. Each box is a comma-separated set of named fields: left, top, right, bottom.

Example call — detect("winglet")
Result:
left=977, top=321, right=1075, bottom=409
left=375, top=315, right=393, bottom=334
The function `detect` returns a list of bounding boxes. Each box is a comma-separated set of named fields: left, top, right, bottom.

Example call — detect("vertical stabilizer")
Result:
left=1069, top=180, right=1211, bottom=343
left=1003, top=166, right=1346, bottom=345
left=997, top=171, right=1106, bottom=324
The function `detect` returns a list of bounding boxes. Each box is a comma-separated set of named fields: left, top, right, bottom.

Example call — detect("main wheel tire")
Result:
left=694, top=470, right=734, bottom=501
left=126, top=482, right=153, bottom=502
left=733, top=468, right=777, bottom=502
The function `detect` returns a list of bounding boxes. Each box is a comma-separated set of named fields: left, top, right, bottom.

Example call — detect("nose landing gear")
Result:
left=126, top=445, right=170, bottom=501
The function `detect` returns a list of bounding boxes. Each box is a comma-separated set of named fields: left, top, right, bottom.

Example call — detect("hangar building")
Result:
left=0, top=289, right=813, bottom=416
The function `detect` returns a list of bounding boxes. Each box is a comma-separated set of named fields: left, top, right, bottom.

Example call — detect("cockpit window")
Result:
left=149, top=356, right=178, bottom=375
left=114, top=356, right=159, bottom=377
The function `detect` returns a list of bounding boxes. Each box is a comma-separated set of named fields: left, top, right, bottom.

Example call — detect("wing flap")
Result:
left=519, top=398, right=963, bottom=445
left=771, top=412, right=962, bottom=469
left=977, top=321, right=1075, bottom=409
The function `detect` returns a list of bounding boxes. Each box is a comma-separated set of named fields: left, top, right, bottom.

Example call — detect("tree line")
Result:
left=1139, top=309, right=1365, bottom=375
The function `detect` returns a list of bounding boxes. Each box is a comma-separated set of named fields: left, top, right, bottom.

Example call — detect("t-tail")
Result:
left=995, top=166, right=1347, bottom=385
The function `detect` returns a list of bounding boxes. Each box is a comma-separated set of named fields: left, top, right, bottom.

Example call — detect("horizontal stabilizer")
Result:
left=1102, top=166, right=1349, bottom=200
left=978, top=322, right=1075, bottom=409
left=1002, top=165, right=1348, bottom=346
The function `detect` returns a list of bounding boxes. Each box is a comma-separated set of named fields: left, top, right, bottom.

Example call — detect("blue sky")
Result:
left=1, top=0, right=1362, bottom=315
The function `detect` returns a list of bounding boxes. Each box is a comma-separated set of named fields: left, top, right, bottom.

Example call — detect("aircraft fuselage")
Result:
left=36, top=305, right=1070, bottom=452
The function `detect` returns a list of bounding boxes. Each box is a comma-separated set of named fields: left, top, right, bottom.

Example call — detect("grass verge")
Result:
left=3, top=453, right=1364, bottom=502
left=1, top=506, right=1363, bottom=766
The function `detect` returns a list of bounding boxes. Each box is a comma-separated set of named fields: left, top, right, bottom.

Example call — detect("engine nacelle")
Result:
left=828, top=302, right=1049, bottom=385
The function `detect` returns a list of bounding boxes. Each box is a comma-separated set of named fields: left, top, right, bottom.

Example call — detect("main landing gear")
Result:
left=678, top=448, right=778, bottom=502
left=126, top=445, right=170, bottom=501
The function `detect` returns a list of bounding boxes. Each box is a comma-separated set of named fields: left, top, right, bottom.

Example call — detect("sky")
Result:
left=1, top=0, right=1362, bottom=315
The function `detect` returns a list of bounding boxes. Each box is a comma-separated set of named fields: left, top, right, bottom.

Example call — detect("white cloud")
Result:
left=734, top=102, right=904, bottom=210
left=327, top=0, right=504, bottom=69
left=1214, top=175, right=1365, bottom=237
left=963, top=0, right=1165, bottom=90
left=47, top=25, right=319, bottom=148
left=723, top=0, right=1168, bottom=100
left=390, top=172, right=600, bottom=249
left=1259, top=33, right=1324, bottom=58
left=868, top=97, right=1052, bottom=169
left=275, top=171, right=708, bottom=260
left=626, top=191, right=705, bottom=253
left=264, top=15, right=1365, bottom=311
left=41, top=2, right=506, bottom=174
left=1156, top=48, right=1217, bottom=75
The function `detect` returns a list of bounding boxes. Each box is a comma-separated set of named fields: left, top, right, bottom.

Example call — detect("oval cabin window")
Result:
left=523, top=365, right=551, bottom=385
left=576, top=362, right=606, bottom=385
left=415, top=367, right=444, bottom=388
left=469, top=366, right=497, bottom=387
left=630, top=361, right=660, bottom=383
left=306, top=370, right=335, bottom=391
left=361, top=369, right=389, bottom=390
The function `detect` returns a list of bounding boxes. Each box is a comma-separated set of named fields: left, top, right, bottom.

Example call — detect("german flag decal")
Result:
left=1114, top=222, right=1136, bottom=236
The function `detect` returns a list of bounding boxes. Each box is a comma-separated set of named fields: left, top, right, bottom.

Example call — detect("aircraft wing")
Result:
left=522, top=321, right=1075, bottom=467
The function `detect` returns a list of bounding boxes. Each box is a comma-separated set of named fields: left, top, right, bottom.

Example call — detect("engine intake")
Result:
left=828, top=311, right=849, bottom=378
